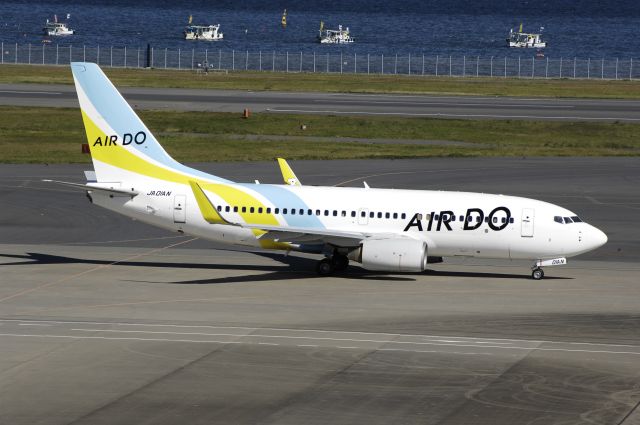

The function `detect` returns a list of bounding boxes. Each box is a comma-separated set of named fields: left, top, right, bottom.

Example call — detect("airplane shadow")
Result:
left=0, top=252, right=567, bottom=283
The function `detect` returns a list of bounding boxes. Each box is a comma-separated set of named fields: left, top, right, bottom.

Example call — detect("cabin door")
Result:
left=521, top=208, right=535, bottom=237
left=173, top=195, right=186, bottom=223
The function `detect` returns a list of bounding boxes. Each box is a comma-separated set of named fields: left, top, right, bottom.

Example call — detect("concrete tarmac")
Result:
left=1, top=158, right=640, bottom=424
left=2, top=83, right=640, bottom=121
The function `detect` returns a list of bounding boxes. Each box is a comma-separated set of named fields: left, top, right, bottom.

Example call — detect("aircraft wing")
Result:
left=43, top=180, right=139, bottom=196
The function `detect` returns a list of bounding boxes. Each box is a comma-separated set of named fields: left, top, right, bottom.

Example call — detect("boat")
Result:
left=43, top=15, right=74, bottom=36
left=318, top=23, right=354, bottom=44
left=281, top=9, right=287, bottom=28
left=184, top=24, right=223, bottom=41
left=507, top=24, right=546, bottom=48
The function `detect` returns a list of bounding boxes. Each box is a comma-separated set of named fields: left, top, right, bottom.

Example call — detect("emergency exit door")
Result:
left=173, top=195, right=186, bottom=223
left=521, top=208, right=534, bottom=237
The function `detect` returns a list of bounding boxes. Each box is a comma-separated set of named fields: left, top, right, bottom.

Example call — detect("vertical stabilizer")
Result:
left=70, top=62, right=229, bottom=184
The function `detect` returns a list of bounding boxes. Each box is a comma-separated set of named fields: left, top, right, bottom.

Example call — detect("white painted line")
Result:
left=337, top=346, right=359, bottom=349
left=6, top=319, right=640, bottom=350
left=0, top=90, right=62, bottom=95
left=53, top=329, right=640, bottom=356
left=297, top=344, right=318, bottom=347
left=317, top=99, right=574, bottom=109
left=258, top=342, right=279, bottom=346
left=18, top=323, right=52, bottom=326
left=266, top=108, right=640, bottom=121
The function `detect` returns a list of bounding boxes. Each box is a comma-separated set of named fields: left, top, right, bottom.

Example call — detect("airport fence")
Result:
left=1, top=42, right=638, bottom=80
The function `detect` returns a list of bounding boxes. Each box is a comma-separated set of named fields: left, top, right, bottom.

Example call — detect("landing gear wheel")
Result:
left=316, top=258, right=335, bottom=276
left=531, top=268, right=544, bottom=280
left=332, top=254, right=349, bottom=272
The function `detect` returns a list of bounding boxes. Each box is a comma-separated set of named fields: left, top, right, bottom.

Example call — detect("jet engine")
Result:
left=348, top=238, right=427, bottom=272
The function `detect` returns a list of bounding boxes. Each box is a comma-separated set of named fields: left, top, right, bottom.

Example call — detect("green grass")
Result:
left=2, top=64, right=640, bottom=98
left=0, top=106, right=638, bottom=163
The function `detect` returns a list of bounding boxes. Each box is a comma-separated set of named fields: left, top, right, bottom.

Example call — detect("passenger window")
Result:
left=351, top=211, right=356, bottom=217
left=416, top=213, right=423, bottom=220
left=509, top=217, right=514, bottom=223
left=476, top=217, right=481, bottom=223
left=242, top=207, right=247, bottom=213
left=266, top=207, right=271, bottom=214
left=333, top=210, right=338, bottom=217
left=385, top=212, right=390, bottom=219
left=377, top=212, right=382, bottom=218
left=300, top=209, right=304, bottom=215
left=233, top=206, right=238, bottom=212
left=341, top=211, right=347, bottom=217
left=250, top=207, right=255, bottom=213
left=283, top=208, right=288, bottom=214
left=393, top=213, right=398, bottom=219
left=451, top=216, right=456, bottom=222
left=275, top=208, right=280, bottom=214
left=401, top=213, right=406, bottom=219
left=324, top=210, right=329, bottom=216
left=258, top=207, right=263, bottom=214
left=434, top=215, right=439, bottom=221
left=308, top=209, right=312, bottom=215
left=316, top=209, right=321, bottom=216
left=217, top=206, right=222, bottom=212
left=493, top=217, right=497, bottom=223
left=291, top=209, right=296, bottom=215
left=459, top=215, right=464, bottom=222
left=361, top=211, right=366, bottom=217
left=369, top=212, right=375, bottom=218
left=501, top=217, right=506, bottom=223
left=225, top=206, right=230, bottom=212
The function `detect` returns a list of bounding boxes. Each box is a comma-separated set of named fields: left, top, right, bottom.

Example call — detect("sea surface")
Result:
left=1, top=0, right=639, bottom=59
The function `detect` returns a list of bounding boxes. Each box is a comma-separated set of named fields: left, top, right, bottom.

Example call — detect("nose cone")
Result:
left=588, top=225, right=608, bottom=250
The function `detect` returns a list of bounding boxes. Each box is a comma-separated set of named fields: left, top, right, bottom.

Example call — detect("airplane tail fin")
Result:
left=71, top=62, right=228, bottom=184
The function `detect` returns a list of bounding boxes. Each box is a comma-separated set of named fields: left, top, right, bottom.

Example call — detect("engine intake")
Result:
left=348, top=238, right=427, bottom=272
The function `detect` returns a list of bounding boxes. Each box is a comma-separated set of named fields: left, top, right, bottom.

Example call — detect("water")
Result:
left=1, top=0, right=639, bottom=59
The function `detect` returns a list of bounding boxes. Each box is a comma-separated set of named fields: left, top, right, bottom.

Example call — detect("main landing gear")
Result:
left=316, top=253, right=349, bottom=276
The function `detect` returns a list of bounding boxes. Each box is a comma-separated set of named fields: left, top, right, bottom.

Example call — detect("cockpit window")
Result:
left=563, top=217, right=573, bottom=224
left=554, top=216, right=563, bottom=224
left=571, top=216, right=583, bottom=223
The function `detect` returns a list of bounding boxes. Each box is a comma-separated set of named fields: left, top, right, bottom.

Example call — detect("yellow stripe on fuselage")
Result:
left=81, top=109, right=281, bottom=228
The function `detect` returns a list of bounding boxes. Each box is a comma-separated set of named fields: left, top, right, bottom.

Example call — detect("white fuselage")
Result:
left=88, top=176, right=606, bottom=262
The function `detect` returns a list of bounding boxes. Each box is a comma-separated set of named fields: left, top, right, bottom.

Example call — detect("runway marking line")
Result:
left=3, top=332, right=640, bottom=356
left=266, top=108, right=640, bottom=122
left=5, top=318, right=640, bottom=350
left=0, top=237, right=198, bottom=304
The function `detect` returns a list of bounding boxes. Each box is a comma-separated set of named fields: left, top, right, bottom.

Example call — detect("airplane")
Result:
left=46, top=62, right=608, bottom=280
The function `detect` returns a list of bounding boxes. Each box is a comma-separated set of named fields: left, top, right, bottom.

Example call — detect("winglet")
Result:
left=188, top=181, right=233, bottom=225
left=277, top=158, right=301, bottom=186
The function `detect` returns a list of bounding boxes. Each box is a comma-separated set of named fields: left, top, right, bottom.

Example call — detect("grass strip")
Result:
left=0, top=106, right=638, bottom=163
left=2, top=64, right=640, bottom=98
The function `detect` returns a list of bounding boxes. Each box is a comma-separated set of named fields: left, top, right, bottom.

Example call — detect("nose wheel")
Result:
left=531, top=267, right=544, bottom=280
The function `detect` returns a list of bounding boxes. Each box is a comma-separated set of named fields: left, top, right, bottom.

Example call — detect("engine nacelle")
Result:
left=349, top=238, right=427, bottom=272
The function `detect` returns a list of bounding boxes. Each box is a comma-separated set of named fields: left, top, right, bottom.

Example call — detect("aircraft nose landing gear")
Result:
left=531, top=268, right=544, bottom=280
left=530, top=257, right=566, bottom=280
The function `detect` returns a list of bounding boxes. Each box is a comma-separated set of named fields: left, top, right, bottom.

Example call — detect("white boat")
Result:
left=318, top=24, right=354, bottom=44
left=184, top=24, right=223, bottom=41
left=507, top=24, right=546, bottom=48
left=43, top=17, right=74, bottom=36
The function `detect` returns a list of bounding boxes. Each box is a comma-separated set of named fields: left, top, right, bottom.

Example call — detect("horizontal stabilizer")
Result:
left=42, top=179, right=138, bottom=196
